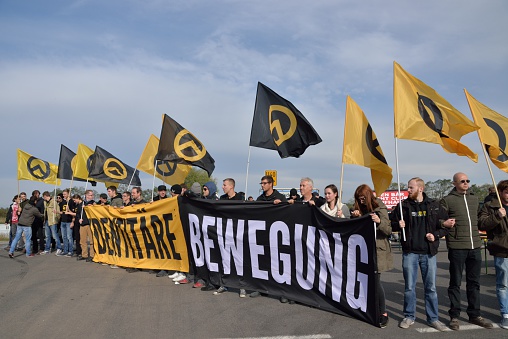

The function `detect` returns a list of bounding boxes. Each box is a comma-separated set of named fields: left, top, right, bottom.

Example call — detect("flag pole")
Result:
left=464, top=89, right=501, bottom=204
left=394, top=137, right=406, bottom=241
left=339, top=100, right=348, bottom=204
left=339, top=162, right=345, bottom=204
left=151, top=160, right=158, bottom=203
left=244, top=146, right=252, bottom=201
left=127, top=170, right=136, bottom=190
left=52, top=183, right=58, bottom=225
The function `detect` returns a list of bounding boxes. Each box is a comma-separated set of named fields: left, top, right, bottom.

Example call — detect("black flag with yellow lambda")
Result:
left=250, top=82, right=322, bottom=158
left=155, top=114, right=215, bottom=176
left=89, top=146, right=141, bottom=186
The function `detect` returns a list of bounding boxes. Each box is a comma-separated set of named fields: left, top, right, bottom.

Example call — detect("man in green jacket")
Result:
left=478, top=179, right=508, bottom=330
left=441, top=172, right=493, bottom=330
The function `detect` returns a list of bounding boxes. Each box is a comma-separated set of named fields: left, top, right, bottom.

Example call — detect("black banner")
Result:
left=179, top=197, right=378, bottom=326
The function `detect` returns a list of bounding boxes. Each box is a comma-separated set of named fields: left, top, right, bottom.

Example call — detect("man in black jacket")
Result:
left=391, top=177, right=453, bottom=331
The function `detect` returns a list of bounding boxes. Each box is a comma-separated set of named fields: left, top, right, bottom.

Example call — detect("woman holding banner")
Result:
left=320, top=184, right=350, bottom=218
left=351, top=184, right=393, bottom=328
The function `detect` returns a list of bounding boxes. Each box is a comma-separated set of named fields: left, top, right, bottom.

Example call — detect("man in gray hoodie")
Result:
left=8, top=196, right=43, bottom=258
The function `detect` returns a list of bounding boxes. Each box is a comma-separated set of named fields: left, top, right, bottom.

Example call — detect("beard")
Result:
left=409, top=190, right=419, bottom=200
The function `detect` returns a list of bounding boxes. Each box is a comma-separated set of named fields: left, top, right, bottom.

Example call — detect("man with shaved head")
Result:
left=441, top=172, right=493, bottom=330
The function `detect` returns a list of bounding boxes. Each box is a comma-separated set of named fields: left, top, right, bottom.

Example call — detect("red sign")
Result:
left=377, top=190, right=408, bottom=210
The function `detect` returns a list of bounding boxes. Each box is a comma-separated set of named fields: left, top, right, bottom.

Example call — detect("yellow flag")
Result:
left=17, top=149, right=61, bottom=185
left=393, top=61, right=479, bottom=162
left=73, top=143, right=94, bottom=180
left=138, top=134, right=191, bottom=185
left=342, top=96, right=393, bottom=195
left=465, top=89, right=508, bottom=173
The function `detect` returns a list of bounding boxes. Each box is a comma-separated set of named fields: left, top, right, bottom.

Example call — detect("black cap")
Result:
left=157, top=185, right=167, bottom=191
left=290, top=188, right=298, bottom=196
left=170, top=184, right=182, bottom=195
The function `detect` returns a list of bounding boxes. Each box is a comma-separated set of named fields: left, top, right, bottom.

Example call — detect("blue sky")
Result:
left=1, top=0, right=507, bottom=207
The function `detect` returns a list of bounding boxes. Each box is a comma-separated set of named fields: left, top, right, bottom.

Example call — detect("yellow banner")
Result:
left=17, top=149, right=61, bottom=185
left=342, top=96, right=392, bottom=195
left=85, top=197, right=189, bottom=271
left=393, top=61, right=478, bottom=162
left=465, top=89, right=508, bottom=173
left=137, top=134, right=191, bottom=185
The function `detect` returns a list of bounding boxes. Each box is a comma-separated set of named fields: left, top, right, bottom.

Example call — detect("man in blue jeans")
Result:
left=41, top=191, right=61, bottom=254
left=391, top=177, right=453, bottom=331
left=9, top=196, right=43, bottom=258
left=57, top=189, right=75, bottom=257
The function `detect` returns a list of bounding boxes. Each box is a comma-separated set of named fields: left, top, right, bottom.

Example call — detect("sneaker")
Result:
left=428, top=320, right=447, bottom=332
left=55, top=249, right=63, bottom=256
left=168, top=272, right=180, bottom=279
left=213, top=286, right=227, bottom=295
left=239, top=289, right=246, bottom=298
left=101, top=263, right=109, bottom=266
left=379, top=314, right=389, bottom=328
left=173, top=273, right=186, bottom=282
left=175, top=278, right=189, bottom=284
left=77, top=255, right=85, bottom=261
left=193, top=281, right=204, bottom=288
left=201, top=284, right=215, bottom=291
left=399, top=317, right=415, bottom=329
left=156, top=270, right=168, bottom=278
left=449, top=318, right=460, bottom=331
left=40, top=250, right=50, bottom=255
left=469, top=316, right=493, bottom=329
left=27, top=254, right=35, bottom=257
left=86, top=257, right=93, bottom=263
left=500, top=315, right=508, bottom=330
left=65, top=253, right=72, bottom=257
left=110, top=265, right=119, bottom=269
left=8, top=253, right=14, bottom=259
left=250, top=291, right=261, bottom=298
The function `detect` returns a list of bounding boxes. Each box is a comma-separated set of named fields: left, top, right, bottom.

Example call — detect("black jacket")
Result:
left=391, top=193, right=449, bottom=256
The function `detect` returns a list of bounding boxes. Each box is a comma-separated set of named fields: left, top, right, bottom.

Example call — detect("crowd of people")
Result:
left=4, top=172, right=508, bottom=331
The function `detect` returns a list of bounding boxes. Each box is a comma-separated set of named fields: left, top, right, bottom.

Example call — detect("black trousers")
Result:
left=31, top=219, right=44, bottom=253
left=73, top=224, right=81, bottom=255
left=447, top=248, right=482, bottom=319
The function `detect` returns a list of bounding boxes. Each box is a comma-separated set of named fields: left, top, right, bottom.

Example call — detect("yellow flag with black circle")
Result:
left=138, top=134, right=191, bottom=185
left=73, top=143, right=95, bottom=180
left=342, top=96, right=392, bottom=195
left=17, top=149, right=61, bottom=185
left=155, top=114, right=215, bottom=176
left=89, top=146, right=141, bottom=185
left=57, top=144, right=88, bottom=182
left=394, top=61, right=479, bottom=162
left=250, top=82, right=322, bottom=158
left=465, top=89, right=508, bottom=173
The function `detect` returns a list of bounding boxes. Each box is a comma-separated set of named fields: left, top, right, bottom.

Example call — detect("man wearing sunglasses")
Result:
left=441, top=172, right=493, bottom=330
left=256, top=175, right=286, bottom=204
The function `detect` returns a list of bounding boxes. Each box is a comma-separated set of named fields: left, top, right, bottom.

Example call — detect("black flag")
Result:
left=249, top=82, right=322, bottom=158
left=89, top=146, right=141, bottom=186
left=57, top=144, right=90, bottom=183
left=155, top=114, right=215, bottom=176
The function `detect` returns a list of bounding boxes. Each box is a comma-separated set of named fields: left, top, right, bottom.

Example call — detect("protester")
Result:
left=122, top=191, right=132, bottom=206
left=130, top=187, right=146, bottom=205
left=289, top=188, right=300, bottom=201
left=74, top=192, right=95, bottom=262
left=8, top=196, right=43, bottom=258
left=41, top=191, right=61, bottom=255
left=153, top=185, right=168, bottom=201
left=441, top=172, right=493, bottom=330
left=170, top=184, right=182, bottom=196
left=58, top=189, right=75, bottom=257
left=203, top=181, right=219, bottom=200
left=256, top=175, right=286, bottom=204
left=478, top=179, right=508, bottom=330
left=107, top=186, right=123, bottom=207
left=31, top=190, right=45, bottom=254
left=4, top=195, right=20, bottom=251
left=97, top=193, right=109, bottom=205
left=320, top=184, right=350, bottom=218
left=351, top=184, right=393, bottom=328
left=390, top=178, right=452, bottom=331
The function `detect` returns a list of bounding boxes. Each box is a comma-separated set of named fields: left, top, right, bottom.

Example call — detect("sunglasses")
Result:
left=260, top=181, right=270, bottom=185
left=203, top=187, right=208, bottom=191
left=459, top=179, right=470, bottom=184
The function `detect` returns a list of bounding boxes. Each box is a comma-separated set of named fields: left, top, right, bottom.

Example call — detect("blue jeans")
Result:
left=44, top=221, right=61, bottom=251
left=9, top=225, right=32, bottom=256
left=402, top=252, right=439, bottom=323
left=60, top=222, right=73, bottom=254
left=494, top=256, right=508, bottom=315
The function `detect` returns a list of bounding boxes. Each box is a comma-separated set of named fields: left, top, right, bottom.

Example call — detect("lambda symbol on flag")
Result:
left=103, top=158, right=127, bottom=180
left=269, top=105, right=297, bottom=146
left=173, top=129, right=207, bottom=162
left=485, top=118, right=508, bottom=162
left=418, top=94, right=446, bottom=137
left=365, top=124, right=388, bottom=165
left=156, top=161, right=177, bottom=176
left=27, top=156, right=51, bottom=179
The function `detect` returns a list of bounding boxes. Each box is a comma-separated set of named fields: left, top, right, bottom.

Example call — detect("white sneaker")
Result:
left=399, top=317, right=415, bottom=329
left=428, top=320, right=447, bottom=332
left=168, top=271, right=180, bottom=279
left=40, top=250, right=49, bottom=255
left=173, top=273, right=186, bottom=282
left=55, top=249, right=63, bottom=256
left=110, top=265, right=119, bottom=269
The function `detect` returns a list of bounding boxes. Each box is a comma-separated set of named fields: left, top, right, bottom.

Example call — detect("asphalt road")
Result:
left=0, top=240, right=506, bottom=339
